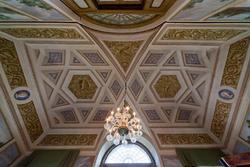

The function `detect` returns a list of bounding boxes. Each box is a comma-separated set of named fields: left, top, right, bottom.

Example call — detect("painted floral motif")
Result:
left=104, top=41, right=142, bottom=72
left=154, top=75, right=181, bottom=98
left=162, top=29, right=245, bottom=41
left=158, top=133, right=214, bottom=145
left=211, top=100, right=232, bottom=139
left=221, top=36, right=250, bottom=88
left=39, top=134, right=97, bottom=146
left=17, top=101, right=44, bottom=142
left=68, top=75, right=97, bottom=99
left=1, top=28, right=84, bottom=39
left=0, top=37, right=27, bottom=89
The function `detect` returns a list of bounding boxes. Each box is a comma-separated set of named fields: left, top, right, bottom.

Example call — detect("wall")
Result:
left=0, top=85, right=29, bottom=167
left=73, top=156, right=95, bottom=167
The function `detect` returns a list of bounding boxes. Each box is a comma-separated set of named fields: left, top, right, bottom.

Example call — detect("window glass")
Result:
left=105, top=144, right=152, bottom=164
left=0, top=110, right=12, bottom=148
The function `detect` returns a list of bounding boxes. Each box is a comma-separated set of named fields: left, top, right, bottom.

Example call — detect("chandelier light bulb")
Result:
left=131, top=137, right=136, bottom=143
left=104, top=123, right=109, bottom=130
left=106, top=134, right=113, bottom=141
left=113, top=138, right=120, bottom=145
left=122, top=138, right=128, bottom=145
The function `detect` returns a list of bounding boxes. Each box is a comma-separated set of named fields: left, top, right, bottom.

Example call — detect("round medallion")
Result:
left=219, top=89, right=234, bottom=100
left=14, top=90, right=30, bottom=101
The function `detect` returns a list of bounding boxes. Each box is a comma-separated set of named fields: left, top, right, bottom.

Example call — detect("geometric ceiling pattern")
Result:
left=26, top=37, right=124, bottom=129
left=132, top=47, right=217, bottom=128
left=1, top=0, right=250, bottom=165
left=1, top=22, right=249, bottom=152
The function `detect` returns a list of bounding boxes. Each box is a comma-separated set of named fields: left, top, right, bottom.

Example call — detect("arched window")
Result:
left=102, top=143, right=155, bottom=167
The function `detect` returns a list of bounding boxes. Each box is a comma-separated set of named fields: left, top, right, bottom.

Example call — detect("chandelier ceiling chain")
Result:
left=104, top=82, right=143, bottom=145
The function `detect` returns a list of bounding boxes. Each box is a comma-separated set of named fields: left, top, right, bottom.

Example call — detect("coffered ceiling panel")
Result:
left=26, top=43, right=122, bottom=128
left=127, top=46, right=218, bottom=128
left=1, top=0, right=250, bottom=154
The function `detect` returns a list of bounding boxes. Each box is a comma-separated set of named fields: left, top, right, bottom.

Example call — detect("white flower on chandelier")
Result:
left=104, top=102, right=143, bottom=145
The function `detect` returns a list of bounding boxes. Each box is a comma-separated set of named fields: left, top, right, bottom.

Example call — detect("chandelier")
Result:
left=104, top=85, right=143, bottom=145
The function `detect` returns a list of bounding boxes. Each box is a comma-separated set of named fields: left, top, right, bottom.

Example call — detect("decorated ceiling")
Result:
left=0, top=0, right=250, bottom=163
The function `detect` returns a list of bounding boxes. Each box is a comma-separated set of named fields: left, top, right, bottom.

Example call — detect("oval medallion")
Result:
left=14, top=90, right=30, bottom=100
left=219, top=89, right=234, bottom=100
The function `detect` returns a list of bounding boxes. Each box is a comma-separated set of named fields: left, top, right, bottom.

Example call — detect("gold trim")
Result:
left=0, top=28, right=84, bottom=39
left=161, top=29, right=245, bottom=41
left=210, top=100, right=232, bottom=140
left=39, top=134, right=98, bottom=146
left=221, top=36, right=250, bottom=88
left=0, top=37, right=27, bottom=89
left=17, top=101, right=44, bottom=142
left=104, top=40, right=143, bottom=72
left=158, top=133, right=215, bottom=145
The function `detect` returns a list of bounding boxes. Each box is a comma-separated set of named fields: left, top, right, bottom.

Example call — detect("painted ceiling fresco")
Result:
left=0, top=0, right=69, bottom=21
left=61, top=0, right=176, bottom=28
left=60, top=0, right=250, bottom=32
left=0, top=0, right=250, bottom=165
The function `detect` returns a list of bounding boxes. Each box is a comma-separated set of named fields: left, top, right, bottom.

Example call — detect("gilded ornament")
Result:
left=104, top=41, right=143, bottom=72
left=154, top=75, right=181, bottom=98
left=39, top=134, right=97, bottom=146
left=162, top=29, right=245, bottom=41
left=0, top=37, right=27, bottom=89
left=210, top=100, right=232, bottom=140
left=17, top=101, right=44, bottom=142
left=158, top=133, right=214, bottom=145
left=221, top=36, right=250, bottom=88
left=68, top=75, right=97, bottom=99
left=0, top=28, right=84, bottom=39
